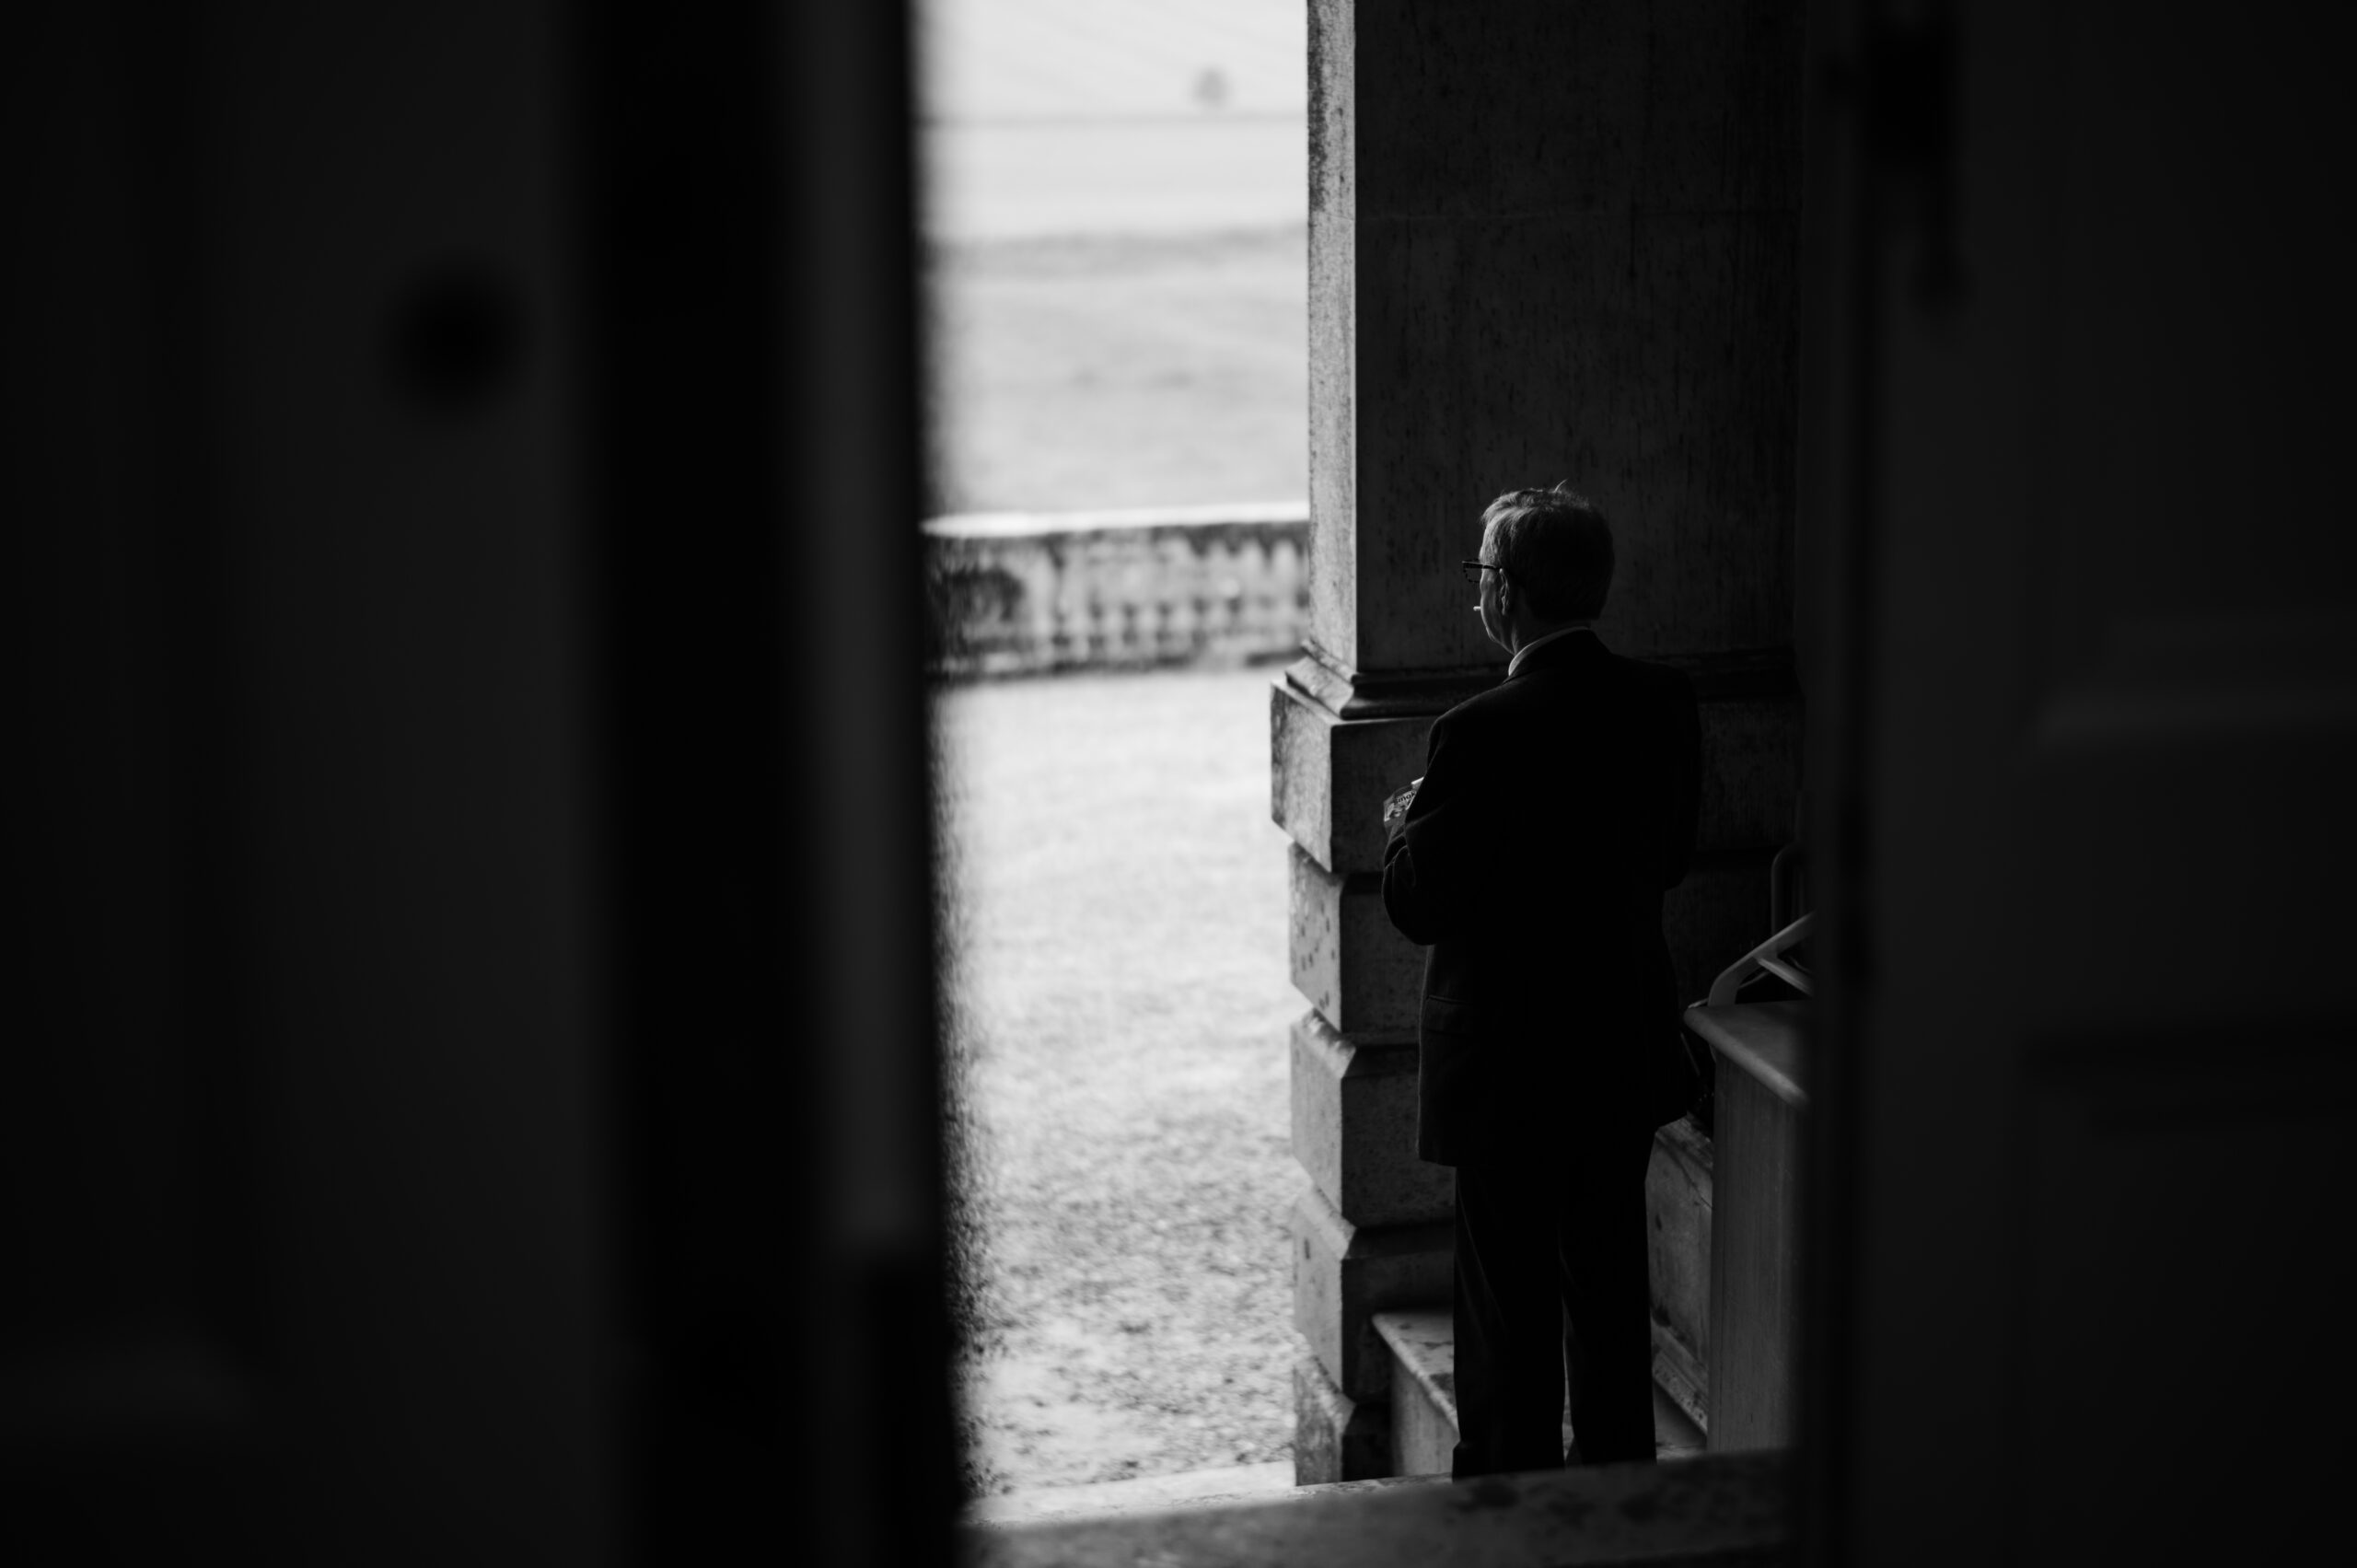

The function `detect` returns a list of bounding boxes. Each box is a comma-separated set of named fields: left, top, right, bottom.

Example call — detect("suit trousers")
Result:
left=1449, top=1120, right=1659, bottom=1479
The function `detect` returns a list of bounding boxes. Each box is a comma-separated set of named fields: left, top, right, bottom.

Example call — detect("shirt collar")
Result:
left=1506, top=624, right=1596, bottom=678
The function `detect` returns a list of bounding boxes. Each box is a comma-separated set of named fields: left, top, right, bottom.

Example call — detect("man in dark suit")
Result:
left=1381, top=483, right=1700, bottom=1479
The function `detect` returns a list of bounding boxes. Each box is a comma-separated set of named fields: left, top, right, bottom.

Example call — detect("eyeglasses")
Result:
left=1459, top=560, right=1507, bottom=586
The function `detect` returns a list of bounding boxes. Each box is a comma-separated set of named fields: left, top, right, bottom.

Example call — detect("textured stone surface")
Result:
left=1705, top=1008, right=1807, bottom=1452
left=1292, top=1352, right=1392, bottom=1485
left=1289, top=1014, right=1452, bottom=1230
left=1272, top=674, right=1433, bottom=867
left=1271, top=678, right=1436, bottom=874
left=1647, top=1115, right=1715, bottom=1434
left=1306, top=0, right=1361, bottom=677
left=1288, top=850, right=1425, bottom=1033
left=1308, top=0, right=1804, bottom=675
left=1371, top=1308, right=1459, bottom=1476
left=1292, top=1186, right=1453, bottom=1402
left=966, top=1446, right=1793, bottom=1568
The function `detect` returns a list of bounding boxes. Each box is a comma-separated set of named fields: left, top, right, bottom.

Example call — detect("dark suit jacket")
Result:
left=1381, top=631, right=1701, bottom=1165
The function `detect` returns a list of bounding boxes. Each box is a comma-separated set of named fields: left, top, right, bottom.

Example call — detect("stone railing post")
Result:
left=1279, top=0, right=1804, bottom=1481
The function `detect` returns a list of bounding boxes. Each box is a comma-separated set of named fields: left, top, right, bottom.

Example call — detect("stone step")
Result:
left=966, top=1466, right=1446, bottom=1531
left=1372, top=1307, right=1708, bottom=1477
left=1646, top=1112, right=1715, bottom=1434
left=965, top=1451, right=1789, bottom=1568
left=965, top=1462, right=1296, bottom=1526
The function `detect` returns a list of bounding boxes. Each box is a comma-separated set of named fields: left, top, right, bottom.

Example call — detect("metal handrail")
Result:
left=1703, top=912, right=1814, bottom=1007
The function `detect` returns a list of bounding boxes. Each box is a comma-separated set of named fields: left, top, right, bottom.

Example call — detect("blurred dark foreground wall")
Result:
left=1, top=4, right=954, bottom=1562
left=9, top=3, right=2357, bottom=1566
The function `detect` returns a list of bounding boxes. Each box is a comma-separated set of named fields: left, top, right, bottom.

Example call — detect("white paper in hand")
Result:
left=1382, top=776, right=1423, bottom=835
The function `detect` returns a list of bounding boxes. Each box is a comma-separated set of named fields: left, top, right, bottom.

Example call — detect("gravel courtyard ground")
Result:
left=935, top=664, right=1306, bottom=1494
left=920, top=22, right=1316, bottom=1494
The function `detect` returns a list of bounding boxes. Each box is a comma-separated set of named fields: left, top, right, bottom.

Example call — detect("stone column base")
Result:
left=1293, top=1352, right=1392, bottom=1484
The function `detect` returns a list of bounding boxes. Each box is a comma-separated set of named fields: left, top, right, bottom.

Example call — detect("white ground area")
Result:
left=935, top=667, right=1306, bottom=1493
left=921, top=0, right=1318, bottom=1498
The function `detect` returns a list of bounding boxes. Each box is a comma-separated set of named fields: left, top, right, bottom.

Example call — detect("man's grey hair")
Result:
left=1480, top=482, right=1615, bottom=621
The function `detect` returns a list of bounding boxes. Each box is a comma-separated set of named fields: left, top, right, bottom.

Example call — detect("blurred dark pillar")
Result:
left=1, top=3, right=950, bottom=1563
left=1799, top=1, right=2357, bottom=1562
left=586, top=1, right=953, bottom=1562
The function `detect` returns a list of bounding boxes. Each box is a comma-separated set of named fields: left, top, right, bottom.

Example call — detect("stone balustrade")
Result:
left=924, top=502, right=1311, bottom=676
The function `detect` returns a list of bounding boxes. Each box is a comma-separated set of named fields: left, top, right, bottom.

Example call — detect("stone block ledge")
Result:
left=1289, top=848, right=1425, bottom=1033
left=1271, top=679, right=1442, bottom=874
left=1292, top=1186, right=1454, bottom=1400
left=1273, top=659, right=1801, bottom=876
left=1294, top=1350, right=1390, bottom=1484
left=1648, top=1115, right=1716, bottom=1434
left=1282, top=649, right=1504, bottom=720
left=1291, top=1015, right=1451, bottom=1230
left=962, top=1448, right=1789, bottom=1568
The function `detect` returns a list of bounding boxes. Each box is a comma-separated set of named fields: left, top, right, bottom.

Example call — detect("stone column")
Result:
left=1278, top=0, right=1805, bottom=1481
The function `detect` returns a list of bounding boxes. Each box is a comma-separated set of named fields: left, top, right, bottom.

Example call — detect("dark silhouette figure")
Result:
left=1383, top=485, right=1700, bottom=1478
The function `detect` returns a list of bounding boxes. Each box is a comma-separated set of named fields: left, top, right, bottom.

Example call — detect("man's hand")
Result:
left=1382, top=777, right=1422, bottom=839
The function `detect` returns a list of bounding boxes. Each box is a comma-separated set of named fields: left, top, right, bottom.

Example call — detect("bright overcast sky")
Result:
left=916, top=0, right=1308, bottom=122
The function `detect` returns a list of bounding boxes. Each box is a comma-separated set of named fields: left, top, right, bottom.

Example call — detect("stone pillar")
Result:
left=1278, top=0, right=1804, bottom=1481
